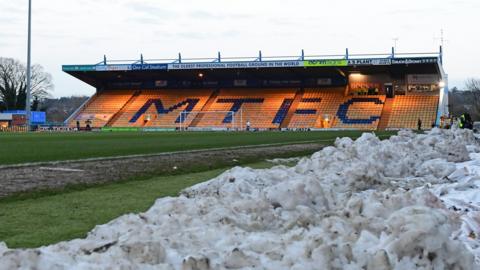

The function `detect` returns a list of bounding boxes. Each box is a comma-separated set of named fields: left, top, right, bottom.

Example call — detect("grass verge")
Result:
left=0, top=161, right=273, bottom=249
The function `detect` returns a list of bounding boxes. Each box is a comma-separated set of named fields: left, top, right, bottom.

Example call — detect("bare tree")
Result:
left=465, top=78, right=480, bottom=119
left=465, top=78, right=480, bottom=91
left=0, top=57, right=53, bottom=111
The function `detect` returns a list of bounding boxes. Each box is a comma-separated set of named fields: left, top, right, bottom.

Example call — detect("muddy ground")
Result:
left=0, top=143, right=323, bottom=199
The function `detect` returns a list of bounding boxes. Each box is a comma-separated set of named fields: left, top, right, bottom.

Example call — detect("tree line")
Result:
left=449, top=78, right=480, bottom=120
left=0, top=57, right=53, bottom=111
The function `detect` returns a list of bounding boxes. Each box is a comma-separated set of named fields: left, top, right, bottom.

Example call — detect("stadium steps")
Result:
left=189, top=90, right=220, bottom=127
left=377, top=97, right=394, bottom=130
left=66, top=93, right=97, bottom=127
left=67, top=91, right=135, bottom=128
left=106, top=90, right=141, bottom=127
left=280, top=89, right=304, bottom=128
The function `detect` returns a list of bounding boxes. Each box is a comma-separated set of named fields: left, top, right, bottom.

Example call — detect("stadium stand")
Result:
left=377, top=98, right=394, bottom=130
left=193, top=88, right=296, bottom=129
left=386, top=95, right=439, bottom=129
left=333, top=96, right=386, bottom=130
left=288, top=88, right=343, bottom=129
left=111, top=89, right=212, bottom=128
left=68, top=87, right=438, bottom=131
left=63, top=50, right=447, bottom=131
left=287, top=88, right=385, bottom=130
left=70, top=90, right=134, bottom=128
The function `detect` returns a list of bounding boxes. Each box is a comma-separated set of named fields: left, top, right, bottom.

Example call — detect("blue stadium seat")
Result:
left=336, top=98, right=383, bottom=124
left=272, top=99, right=293, bottom=124
left=295, top=109, right=317, bottom=114
left=129, top=98, right=200, bottom=123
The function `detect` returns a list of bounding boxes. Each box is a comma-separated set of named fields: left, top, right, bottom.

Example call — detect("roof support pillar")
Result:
left=439, top=45, right=443, bottom=64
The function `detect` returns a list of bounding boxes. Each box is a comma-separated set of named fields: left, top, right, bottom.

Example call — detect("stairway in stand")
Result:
left=377, top=97, right=394, bottom=130
left=105, top=90, right=141, bottom=127
left=66, top=93, right=97, bottom=127
left=280, top=89, right=304, bottom=128
left=189, top=90, right=220, bottom=127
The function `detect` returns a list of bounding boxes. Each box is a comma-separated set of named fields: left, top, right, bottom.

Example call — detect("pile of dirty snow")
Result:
left=1, top=128, right=479, bottom=270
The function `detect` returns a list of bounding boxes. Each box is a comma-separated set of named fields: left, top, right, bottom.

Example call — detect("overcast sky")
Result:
left=1, top=0, right=479, bottom=97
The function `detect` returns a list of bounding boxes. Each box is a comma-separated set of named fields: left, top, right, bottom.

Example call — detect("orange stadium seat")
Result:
left=386, top=95, right=438, bottom=129
left=333, top=95, right=386, bottom=130
left=287, top=88, right=385, bottom=130
left=68, top=88, right=439, bottom=131
left=69, top=90, right=135, bottom=128
left=288, top=88, right=344, bottom=129
left=111, top=89, right=212, bottom=128
left=194, top=88, right=296, bottom=129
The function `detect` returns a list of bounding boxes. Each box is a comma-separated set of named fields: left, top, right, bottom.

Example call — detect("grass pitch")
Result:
left=0, top=130, right=394, bottom=165
left=0, top=168, right=224, bottom=248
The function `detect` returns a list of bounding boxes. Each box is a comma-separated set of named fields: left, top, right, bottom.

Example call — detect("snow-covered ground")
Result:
left=1, top=128, right=480, bottom=270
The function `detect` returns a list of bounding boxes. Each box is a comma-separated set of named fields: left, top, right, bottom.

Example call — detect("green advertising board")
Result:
left=101, top=127, right=176, bottom=132
left=142, top=128, right=176, bottom=132
left=101, top=127, right=140, bottom=132
left=304, top=59, right=348, bottom=67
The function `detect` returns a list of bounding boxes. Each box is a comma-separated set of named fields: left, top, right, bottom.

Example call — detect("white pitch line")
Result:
left=39, top=167, right=85, bottom=173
